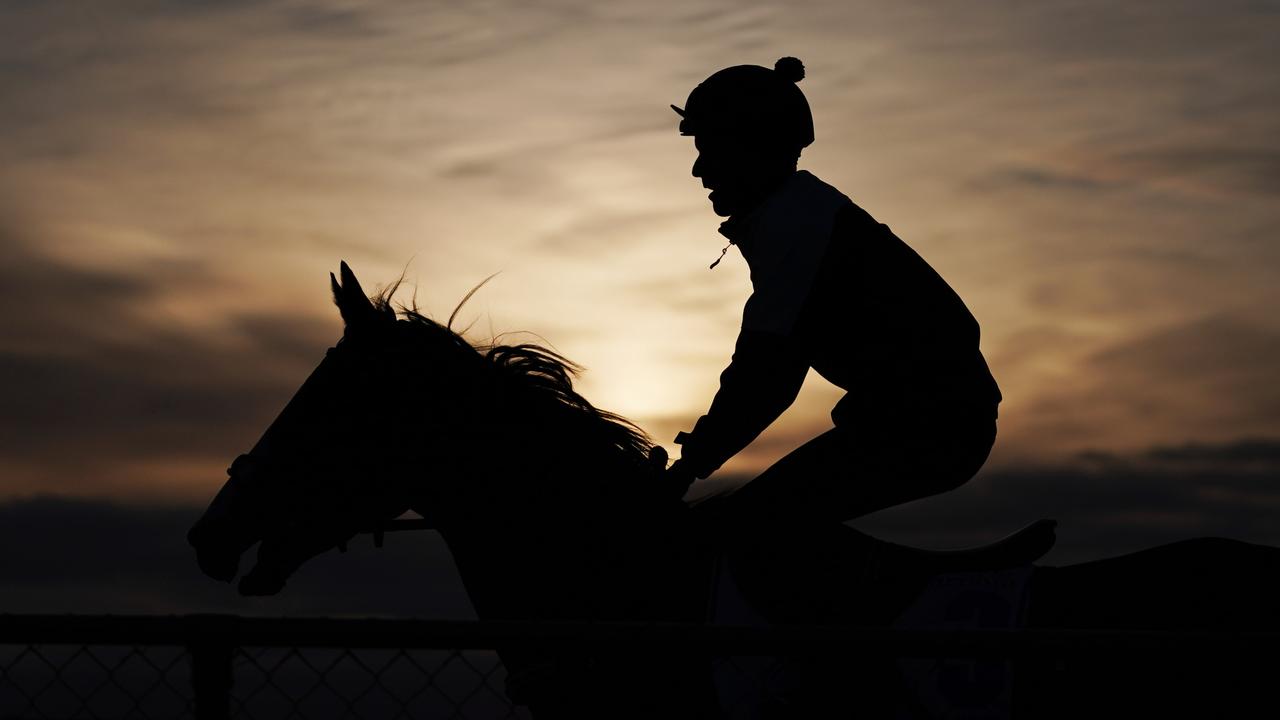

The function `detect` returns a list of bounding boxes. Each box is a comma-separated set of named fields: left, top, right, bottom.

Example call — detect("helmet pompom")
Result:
left=774, top=56, right=805, bottom=83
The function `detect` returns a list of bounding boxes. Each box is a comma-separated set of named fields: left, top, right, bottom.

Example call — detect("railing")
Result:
left=3, top=614, right=1279, bottom=719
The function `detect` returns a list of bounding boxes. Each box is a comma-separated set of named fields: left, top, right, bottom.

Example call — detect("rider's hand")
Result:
left=647, top=445, right=668, bottom=473
left=665, top=459, right=698, bottom=498
left=647, top=446, right=694, bottom=499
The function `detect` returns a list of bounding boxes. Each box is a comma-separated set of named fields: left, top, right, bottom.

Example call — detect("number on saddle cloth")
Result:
left=892, top=566, right=1034, bottom=720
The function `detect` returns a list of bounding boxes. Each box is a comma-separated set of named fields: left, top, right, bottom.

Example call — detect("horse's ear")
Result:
left=330, top=261, right=379, bottom=328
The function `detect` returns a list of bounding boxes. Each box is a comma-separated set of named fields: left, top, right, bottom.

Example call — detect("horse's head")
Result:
left=188, top=262, right=472, bottom=595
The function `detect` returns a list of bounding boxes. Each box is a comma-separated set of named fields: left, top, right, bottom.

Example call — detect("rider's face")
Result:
left=692, top=133, right=791, bottom=218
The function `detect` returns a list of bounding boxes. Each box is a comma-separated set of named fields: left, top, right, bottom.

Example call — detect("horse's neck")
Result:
left=430, top=444, right=705, bottom=624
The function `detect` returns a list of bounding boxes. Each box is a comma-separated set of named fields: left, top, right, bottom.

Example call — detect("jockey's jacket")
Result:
left=679, top=170, right=1003, bottom=479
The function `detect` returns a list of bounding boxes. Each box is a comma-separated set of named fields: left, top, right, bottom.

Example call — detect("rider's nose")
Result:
left=692, top=154, right=704, bottom=179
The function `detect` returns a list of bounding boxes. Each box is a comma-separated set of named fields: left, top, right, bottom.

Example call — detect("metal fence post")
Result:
left=187, top=615, right=234, bottom=720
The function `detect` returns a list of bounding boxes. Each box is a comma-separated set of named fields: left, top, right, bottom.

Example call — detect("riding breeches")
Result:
left=692, top=414, right=997, bottom=529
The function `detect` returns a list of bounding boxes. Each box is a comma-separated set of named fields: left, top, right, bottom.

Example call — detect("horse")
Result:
left=189, top=263, right=1280, bottom=718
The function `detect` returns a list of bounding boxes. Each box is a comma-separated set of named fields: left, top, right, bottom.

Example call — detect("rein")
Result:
left=346, top=517, right=436, bottom=551
left=228, top=451, right=436, bottom=551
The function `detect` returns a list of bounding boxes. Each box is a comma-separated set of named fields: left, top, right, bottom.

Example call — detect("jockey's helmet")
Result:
left=671, top=57, right=814, bottom=153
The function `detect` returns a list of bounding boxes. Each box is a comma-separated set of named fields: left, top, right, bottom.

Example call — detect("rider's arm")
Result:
left=676, top=328, right=809, bottom=479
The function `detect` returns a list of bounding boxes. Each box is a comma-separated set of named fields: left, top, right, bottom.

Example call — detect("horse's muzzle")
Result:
left=188, top=524, right=241, bottom=583
left=237, top=564, right=287, bottom=596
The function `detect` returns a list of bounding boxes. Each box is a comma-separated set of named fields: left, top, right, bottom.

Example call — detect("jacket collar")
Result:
left=716, top=169, right=806, bottom=250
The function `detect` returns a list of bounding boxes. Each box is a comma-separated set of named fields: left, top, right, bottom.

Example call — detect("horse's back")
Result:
left=1019, top=536, right=1280, bottom=717
left=1029, top=536, right=1280, bottom=630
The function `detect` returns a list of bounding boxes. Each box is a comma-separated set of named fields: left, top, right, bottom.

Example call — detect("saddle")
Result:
left=865, top=518, right=1058, bottom=576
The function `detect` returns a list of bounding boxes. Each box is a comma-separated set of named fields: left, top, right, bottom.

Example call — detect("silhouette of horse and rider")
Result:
left=190, top=59, right=1280, bottom=717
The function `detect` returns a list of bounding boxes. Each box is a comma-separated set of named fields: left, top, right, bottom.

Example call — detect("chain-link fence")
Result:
left=0, top=617, right=530, bottom=720
left=0, top=642, right=523, bottom=719
left=3, top=615, right=1279, bottom=719
left=1, top=642, right=189, bottom=719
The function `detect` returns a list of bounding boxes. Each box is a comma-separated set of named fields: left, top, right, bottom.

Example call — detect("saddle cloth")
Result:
left=891, top=566, right=1034, bottom=719
left=707, top=555, right=1033, bottom=719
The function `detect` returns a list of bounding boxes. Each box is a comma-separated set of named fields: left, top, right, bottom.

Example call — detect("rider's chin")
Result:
left=708, top=191, right=735, bottom=217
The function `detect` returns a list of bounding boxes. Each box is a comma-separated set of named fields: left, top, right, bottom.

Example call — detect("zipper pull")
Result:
left=709, top=242, right=731, bottom=270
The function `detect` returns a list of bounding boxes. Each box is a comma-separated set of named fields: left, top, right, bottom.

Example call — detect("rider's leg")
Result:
left=692, top=414, right=997, bottom=628
left=696, top=414, right=997, bottom=529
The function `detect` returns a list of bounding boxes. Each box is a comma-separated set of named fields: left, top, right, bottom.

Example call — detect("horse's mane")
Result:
left=369, top=286, right=654, bottom=467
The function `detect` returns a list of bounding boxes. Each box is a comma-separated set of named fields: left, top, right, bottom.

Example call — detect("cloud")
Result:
left=1112, top=146, right=1280, bottom=196
left=971, top=166, right=1112, bottom=194
left=997, top=313, right=1280, bottom=460
left=0, top=239, right=336, bottom=499
left=855, top=436, right=1280, bottom=566
left=1143, top=437, right=1280, bottom=466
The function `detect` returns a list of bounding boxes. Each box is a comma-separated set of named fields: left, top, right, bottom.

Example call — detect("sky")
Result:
left=1, top=0, right=1279, bottom=612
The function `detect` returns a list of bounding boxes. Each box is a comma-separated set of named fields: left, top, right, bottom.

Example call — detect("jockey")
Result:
left=668, top=57, right=1003, bottom=528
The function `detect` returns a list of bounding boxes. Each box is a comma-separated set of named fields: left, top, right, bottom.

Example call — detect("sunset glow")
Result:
left=2, top=0, right=1277, bottom=510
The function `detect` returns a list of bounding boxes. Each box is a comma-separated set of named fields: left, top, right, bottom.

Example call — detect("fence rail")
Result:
left=9, top=614, right=1280, bottom=653
left=3, top=614, right=1279, bottom=719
